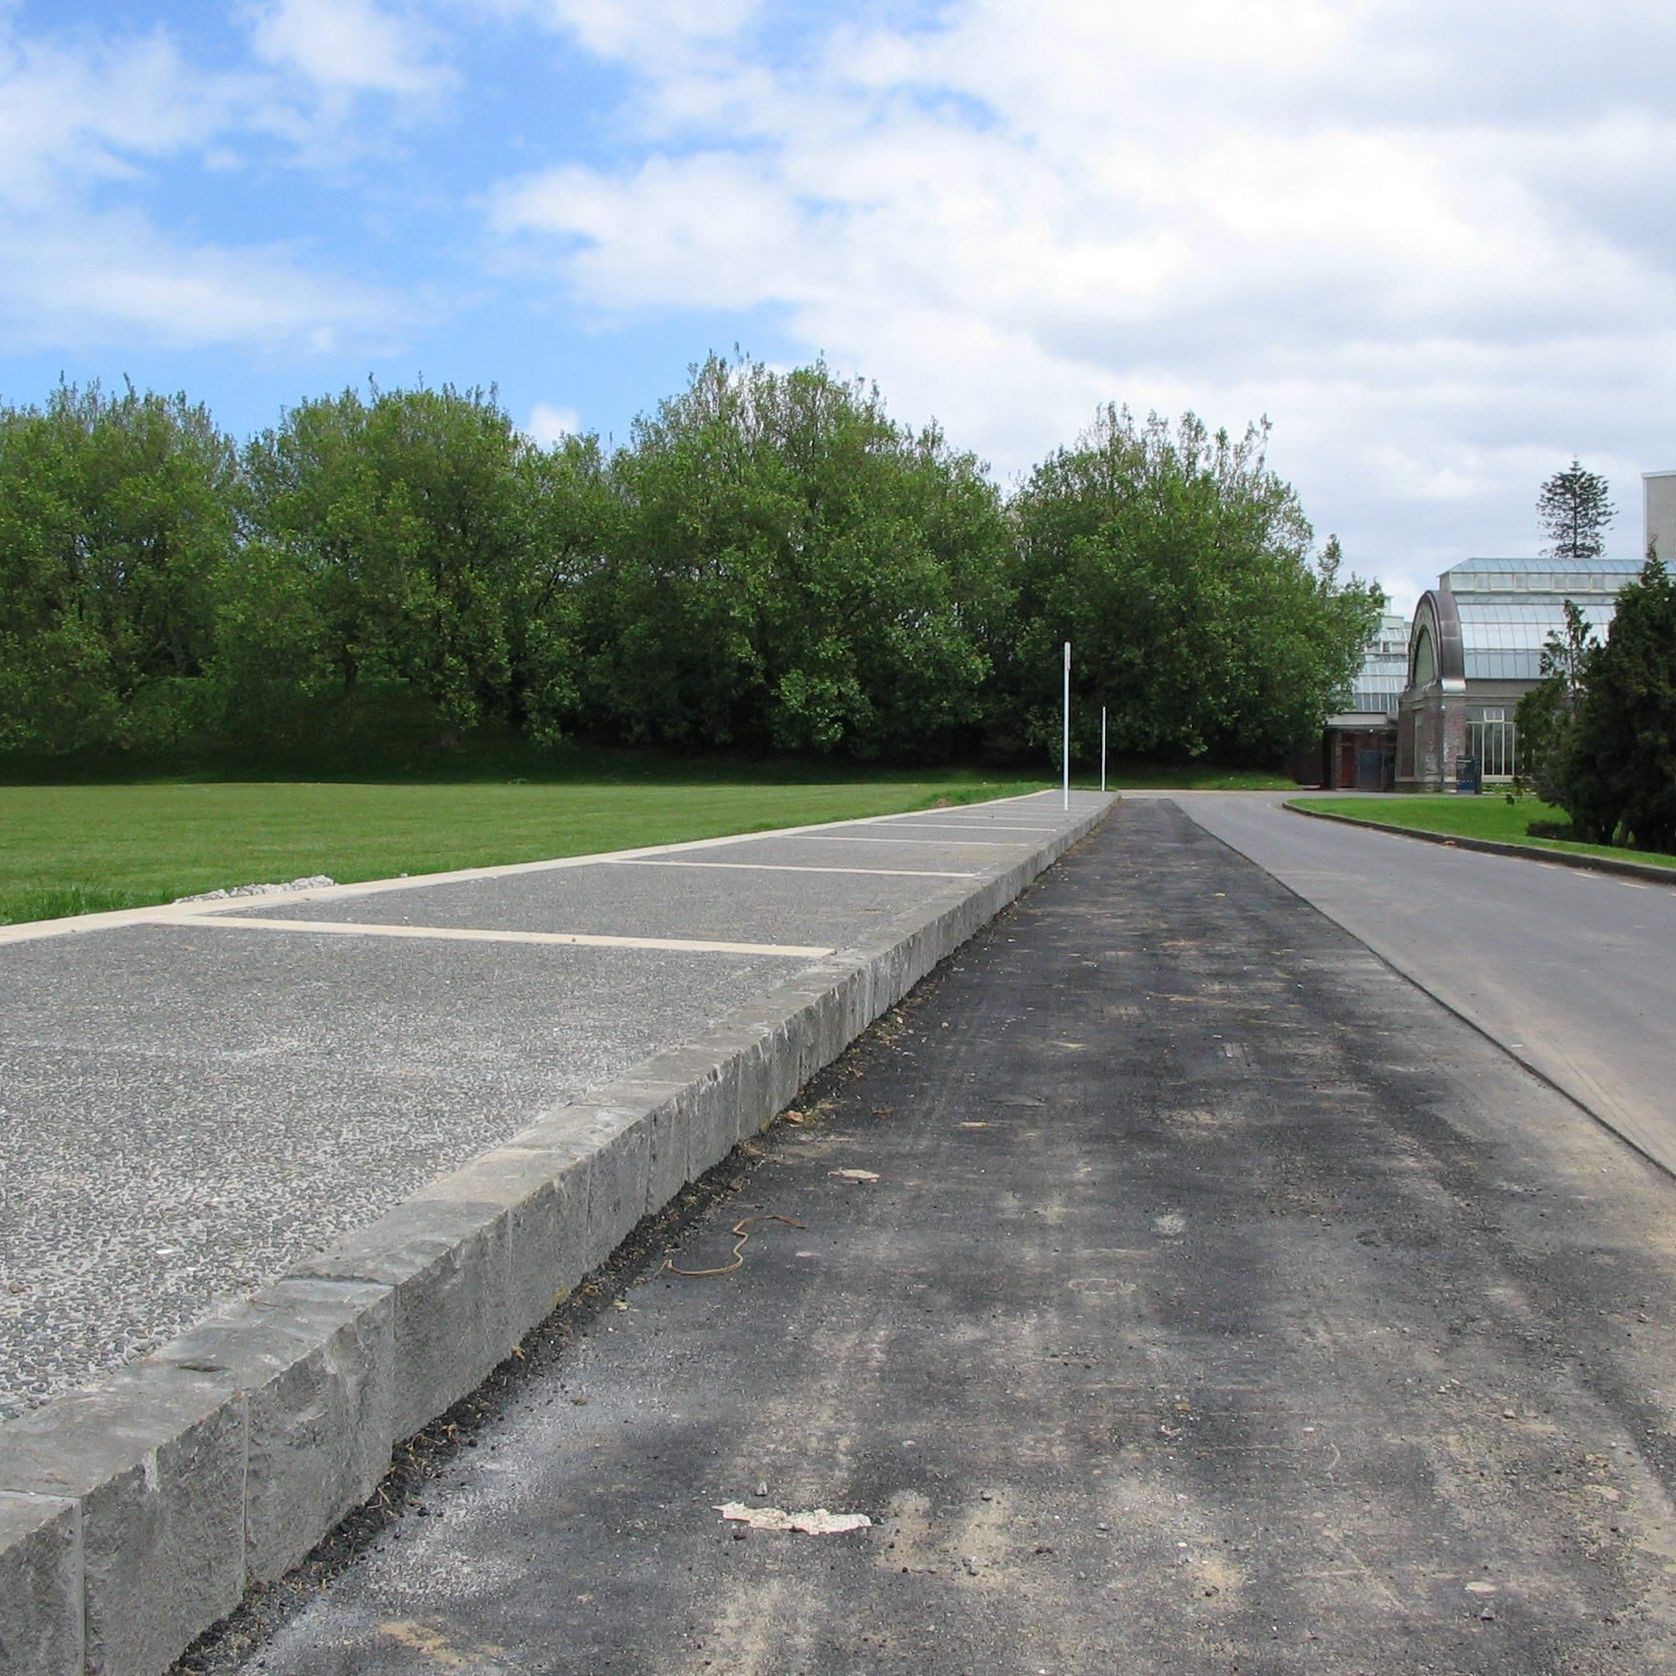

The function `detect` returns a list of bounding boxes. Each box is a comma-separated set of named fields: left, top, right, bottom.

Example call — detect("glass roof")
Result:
left=1447, top=555, right=1641, bottom=573
left=1442, top=556, right=1643, bottom=597
left=1345, top=615, right=1409, bottom=714
left=1455, top=598, right=1617, bottom=679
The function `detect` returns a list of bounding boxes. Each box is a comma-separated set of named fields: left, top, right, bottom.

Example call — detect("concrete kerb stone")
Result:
left=0, top=1494, right=80, bottom=1676
left=287, top=1193, right=525, bottom=1446
left=0, top=793, right=1111, bottom=1675
left=499, top=1103, right=652, bottom=1271
left=150, top=1281, right=396, bottom=1587
left=0, top=1365, right=245, bottom=1676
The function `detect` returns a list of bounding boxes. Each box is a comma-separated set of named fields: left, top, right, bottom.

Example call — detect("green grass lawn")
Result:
left=1292, top=794, right=1676, bottom=872
left=1085, top=764, right=1297, bottom=792
left=0, top=766, right=1047, bottom=927
left=0, top=726, right=1312, bottom=928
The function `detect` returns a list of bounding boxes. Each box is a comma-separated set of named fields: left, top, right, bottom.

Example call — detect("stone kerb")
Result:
left=0, top=796, right=1111, bottom=1676
left=0, top=1495, right=79, bottom=1676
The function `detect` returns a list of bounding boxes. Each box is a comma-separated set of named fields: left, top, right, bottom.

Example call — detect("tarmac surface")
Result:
left=212, top=798, right=1676, bottom=1676
left=1177, top=793, right=1676, bottom=1175
left=0, top=794, right=1098, bottom=1420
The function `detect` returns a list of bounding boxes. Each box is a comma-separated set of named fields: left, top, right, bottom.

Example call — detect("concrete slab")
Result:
left=212, top=855, right=949, bottom=945
left=676, top=833, right=1037, bottom=871
left=0, top=926, right=788, bottom=1417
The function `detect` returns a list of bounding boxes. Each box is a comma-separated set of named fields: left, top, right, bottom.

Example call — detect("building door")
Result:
left=1468, top=707, right=1516, bottom=780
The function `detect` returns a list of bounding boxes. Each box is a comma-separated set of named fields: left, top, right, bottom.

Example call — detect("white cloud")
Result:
left=0, top=6, right=421, bottom=357
left=482, top=0, right=758, bottom=61
left=0, top=26, right=239, bottom=210
left=0, top=207, right=405, bottom=354
left=493, top=153, right=818, bottom=309
left=526, top=400, right=581, bottom=443
left=491, top=0, right=1676, bottom=597
left=245, top=0, right=454, bottom=98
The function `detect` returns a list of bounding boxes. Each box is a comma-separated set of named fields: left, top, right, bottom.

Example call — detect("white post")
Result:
left=1101, top=705, right=1107, bottom=793
left=1062, top=641, right=1071, bottom=811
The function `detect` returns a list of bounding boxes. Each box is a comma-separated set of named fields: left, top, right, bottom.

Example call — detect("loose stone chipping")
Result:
left=173, top=876, right=336, bottom=903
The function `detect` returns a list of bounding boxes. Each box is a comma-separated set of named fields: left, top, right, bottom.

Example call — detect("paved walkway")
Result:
left=213, top=798, right=1676, bottom=1676
left=0, top=792, right=1104, bottom=1420
left=1174, top=793, right=1676, bottom=1177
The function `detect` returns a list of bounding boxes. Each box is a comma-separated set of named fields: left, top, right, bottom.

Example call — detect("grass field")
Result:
left=0, top=724, right=1314, bottom=927
left=1080, top=765, right=1296, bottom=792
left=1294, top=794, right=1676, bottom=871
left=0, top=767, right=1059, bottom=926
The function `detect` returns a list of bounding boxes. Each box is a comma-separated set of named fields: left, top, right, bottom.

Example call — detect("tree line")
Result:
left=0, top=356, right=1382, bottom=766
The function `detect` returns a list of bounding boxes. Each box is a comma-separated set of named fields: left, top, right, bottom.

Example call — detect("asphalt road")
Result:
left=1175, top=794, right=1676, bottom=1177
left=208, top=798, right=1676, bottom=1676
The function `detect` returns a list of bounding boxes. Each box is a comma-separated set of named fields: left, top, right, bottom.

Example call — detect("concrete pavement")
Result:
left=0, top=795, right=1100, bottom=1421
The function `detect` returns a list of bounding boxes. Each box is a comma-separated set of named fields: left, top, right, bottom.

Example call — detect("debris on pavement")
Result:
left=174, top=875, right=336, bottom=903
left=830, top=1168, right=881, bottom=1182
left=664, top=1213, right=805, bottom=1278
left=715, top=1503, right=872, bottom=1535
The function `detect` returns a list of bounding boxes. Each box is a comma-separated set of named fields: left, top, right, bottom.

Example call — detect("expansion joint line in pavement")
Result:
left=146, top=911, right=834, bottom=959
left=786, top=833, right=1028, bottom=848
left=871, top=820, right=1073, bottom=833
left=616, top=860, right=980, bottom=879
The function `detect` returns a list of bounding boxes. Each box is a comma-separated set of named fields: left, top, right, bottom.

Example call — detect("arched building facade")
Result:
left=1395, top=557, right=1639, bottom=791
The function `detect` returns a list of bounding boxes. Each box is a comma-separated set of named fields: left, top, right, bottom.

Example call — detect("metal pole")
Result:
left=1062, top=641, right=1071, bottom=811
left=1101, top=705, right=1107, bottom=793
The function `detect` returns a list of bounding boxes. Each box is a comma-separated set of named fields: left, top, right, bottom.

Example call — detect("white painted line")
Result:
left=147, top=911, right=832, bottom=960
left=877, top=820, right=1071, bottom=833
left=615, top=860, right=980, bottom=879
left=781, top=833, right=1029, bottom=848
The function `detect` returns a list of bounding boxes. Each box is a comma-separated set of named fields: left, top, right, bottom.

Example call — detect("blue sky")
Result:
left=4, top=0, right=1675, bottom=613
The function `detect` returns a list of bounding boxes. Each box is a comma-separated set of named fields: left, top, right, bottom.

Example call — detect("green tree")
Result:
left=0, top=382, right=236, bottom=750
left=1514, top=600, right=1597, bottom=803
left=243, top=383, right=583, bottom=743
left=1002, top=406, right=1380, bottom=765
left=1560, top=552, right=1676, bottom=850
left=517, top=431, right=613, bottom=745
left=1538, top=458, right=1616, bottom=562
left=585, top=354, right=1007, bottom=759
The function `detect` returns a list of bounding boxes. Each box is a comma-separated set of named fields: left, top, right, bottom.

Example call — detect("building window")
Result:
left=1412, top=624, right=1436, bottom=686
left=1466, top=705, right=1518, bottom=779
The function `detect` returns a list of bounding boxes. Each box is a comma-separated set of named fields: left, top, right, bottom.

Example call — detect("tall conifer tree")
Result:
left=1537, top=459, right=1615, bottom=561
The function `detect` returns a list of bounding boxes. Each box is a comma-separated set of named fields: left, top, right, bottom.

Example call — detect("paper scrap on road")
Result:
left=830, top=1168, right=881, bottom=1182
left=716, top=1503, right=872, bottom=1535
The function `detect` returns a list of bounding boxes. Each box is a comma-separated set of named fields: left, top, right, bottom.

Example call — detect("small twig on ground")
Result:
left=664, top=1214, right=805, bottom=1278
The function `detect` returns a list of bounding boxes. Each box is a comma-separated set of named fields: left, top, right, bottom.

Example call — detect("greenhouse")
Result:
left=1395, top=556, right=1641, bottom=791
left=1320, top=612, right=1407, bottom=789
